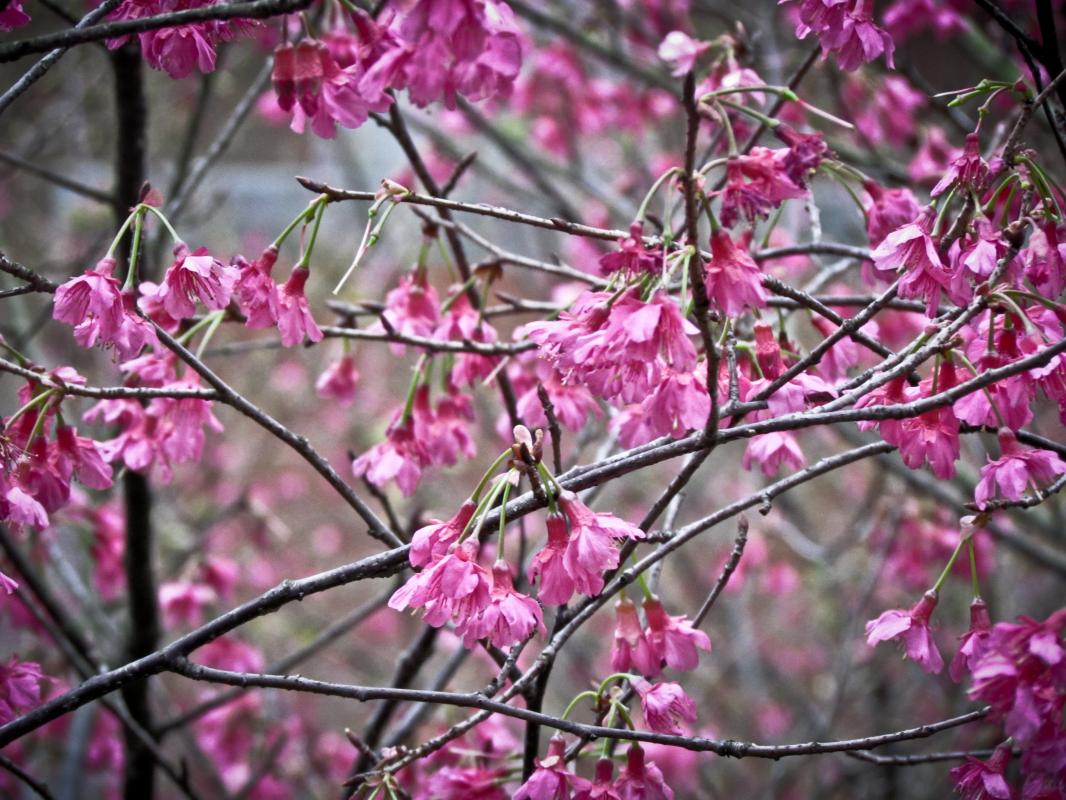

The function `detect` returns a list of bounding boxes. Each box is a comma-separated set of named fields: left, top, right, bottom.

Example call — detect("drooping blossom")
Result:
left=773, top=124, right=829, bottom=186
left=234, top=245, right=280, bottom=328
left=716, top=149, right=808, bottom=228
left=932, top=132, right=992, bottom=198
left=786, top=0, right=894, bottom=71
left=743, top=431, right=806, bottom=476
left=704, top=230, right=767, bottom=316
left=559, top=491, right=645, bottom=598
left=968, top=609, right=1066, bottom=747
left=951, top=598, right=994, bottom=683
left=526, top=289, right=697, bottom=404
left=276, top=265, right=324, bottom=347
left=159, top=580, right=217, bottom=628
left=434, top=292, right=500, bottom=385
left=352, top=410, right=430, bottom=497
left=871, top=208, right=952, bottom=316
left=0, top=0, right=30, bottom=30
left=273, top=38, right=380, bottom=138
left=388, top=540, right=491, bottom=628
left=375, top=271, right=441, bottom=355
left=863, top=181, right=920, bottom=248
left=53, top=257, right=125, bottom=347
left=633, top=596, right=711, bottom=676
left=615, top=744, right=675, bottom=800
left=457, top=560, right=545, bottom=649
left=424, top=766, right=510, bottom=799
left=528, top=512, right=575, bottom=605
left=410, top=500, right=477, bottom=568
left=639, top=368, right=710, bottom=439
left=612, top=597, right=648, bottom=673
left=975, top=430, right=1066, bottom=509
left=865, top=590, right=944, bottom=674
left=657, top=31, right=710, bottom=76
left=515, top=735, right=582, bottom=800
left=897, top=360, right=962, bottom=480
left=316, top=354, right=360, bottom=406
left=949, top=742, right=1013, bottom=800
left=107, top=0, right=253, bottom=79
left=395, top=0, right=524, bottom=110
left=572, top=758, right=622, bottom=800
left=157, top=244, right=238, bottom=321
left=599, top=222, right=664, bottom=277
left=0, top=570, right=17, bottom=595
left=632, top=677, right=698, bottom=734
left=1023, top=219, right=1066, bottom=297
left=0, top=657, right=44, bottom=725
left=54, top=425, right=113, bottom=491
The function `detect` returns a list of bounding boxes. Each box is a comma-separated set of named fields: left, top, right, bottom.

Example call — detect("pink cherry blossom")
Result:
left=949, top=742, right=1013, bottom=800
left=234, top=245, right=280, bottom=328
left=616, top=744, right=675, bottom=800
left=457, top=560, right=545, bottom=649
left=704, top=230, right=767, bottom=317
left=975, top=430, right=1066, bottom=509
left=636, top=596, right=711, bottom=675
left=572, top=757, right=622, bottom=800
left=157, top=243, right=238, bottom=321
left=54, top=425, right=113, bottom=490
left=863, top=181, right=920, bottom=248
left=932, top=132, right=991, bottom=198
left=632, top=677, right=698, bottom=734
left=0, top=0, right=30, bottom=30
left=951, top=598, right=993, bottom=683
left=599, top=222, right=664, bottom=277
left=410, top=500, right=477, bottom=568
left=315, top=354, right=360, bottom=407
left=743, top=431, right=806, bottom=476
left=968, top=609, right=1066, bottom=747
left=0, top=657, right=44, bottom=725
left=529, top=512, right=576, bottom=606
left=657, top=31, right=710, bottom=76
left=515, top=735, right=582, bottom=800
left=276, top=265, right=324, bottom=347
left=52, top=257, right=125, bottom=349
left=159, top=580, right=217, bottom=628
left=0, top=570, right=17, bottom=595
left=787, top=0, right=894, bottom=71
left=560, top=491, right=645, bottom=598
left=388, top=540, right=491, bottom=628
left=376, top=272, right=441, bottom=355
left=612, top=597, right=648, bottom=673
left=865, top=590, right=944, bottom=674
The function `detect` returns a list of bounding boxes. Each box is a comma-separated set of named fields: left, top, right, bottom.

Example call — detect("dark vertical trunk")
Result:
left=111, top=42, right=159, bottom=800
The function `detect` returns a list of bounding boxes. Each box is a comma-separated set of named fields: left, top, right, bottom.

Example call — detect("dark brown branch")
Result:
left=0, top=0, right=312, bottom=63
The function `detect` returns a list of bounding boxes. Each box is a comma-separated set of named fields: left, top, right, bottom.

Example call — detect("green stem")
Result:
left=296, top=197, right=327, bottom=269
left=105, top=208, right=139, bottom=258
left=141, top=203, right=182, bottom=244
left=636, top=168, right=681, bottom=221
left=472, top=449, right=513, bottom=502
left=194, top=310, right=226, bottom=359
left=560, top=690, right=599, bottom=721
left=932, top=537, right=967, bottom=593
left=122, top=207, right=148, bottom=291
left=496, top=479, right=512, bottom=561
left=596, top=672, right=638, bottom=699
left=6, top=388, right=57, bottom=429
left=968, top=537, right=981, bottom=599
left=272, top=197, right=323, bottom=251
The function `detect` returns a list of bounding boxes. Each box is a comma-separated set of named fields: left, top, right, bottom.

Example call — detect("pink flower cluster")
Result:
left=516, top=738, right=675, bottom=800
left=270, top=2, right=523, bottom=139
left=784, top=0, right=894, bottom=71
left=611, top=596, right=711, bottom=677
left=967, top=610, right=1066, bottom=785
left=107, top=0, right=256, bottom=79
left=1, top=370, right=113, bottom=530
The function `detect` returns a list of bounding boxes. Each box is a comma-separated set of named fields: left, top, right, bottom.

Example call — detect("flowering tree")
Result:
left=0, top=0, right=1065, bottom=797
